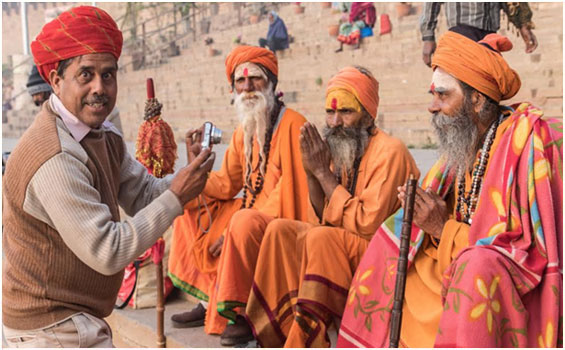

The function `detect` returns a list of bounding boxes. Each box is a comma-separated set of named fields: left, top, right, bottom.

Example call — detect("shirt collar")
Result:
left=49, top=94, right=112, bottom=142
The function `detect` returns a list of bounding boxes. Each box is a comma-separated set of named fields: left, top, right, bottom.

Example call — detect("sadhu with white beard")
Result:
left=168, top=46, right=309, bottom=338
left=244, top=67, right=420, bottom=347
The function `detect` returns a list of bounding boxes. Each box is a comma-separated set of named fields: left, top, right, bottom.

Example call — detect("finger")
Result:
left=189, top=148, right=212, bottom=170
left=310, top=124, right=324, bottom=144
left=199, top=152, right=216, bottom=173
left=212, top=245, right=222, bottom=257
left=189, top=143, right=202, bottom=157
left=303, top=124, right=315, bottom=150
left=306, top=123, right=322, bottom=145
left=185, top=129, right=195, bottom=143
left=415, top=187, right=434, bottom=206
left=208, top=242, right=217, bottom=255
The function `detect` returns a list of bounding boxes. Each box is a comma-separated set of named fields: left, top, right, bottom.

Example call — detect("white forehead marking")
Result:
left=431, top=67, right=462, bottom=94
left=234, top=62, right=267, bottom=82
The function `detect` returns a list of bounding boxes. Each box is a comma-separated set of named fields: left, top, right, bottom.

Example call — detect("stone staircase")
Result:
left=3, top=3, right=562, bottom=144
left=112, top=2, right=562, bottom=146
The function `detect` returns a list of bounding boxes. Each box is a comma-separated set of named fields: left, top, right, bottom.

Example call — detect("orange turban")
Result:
left=31, top=6, right=123, bottom=84
left=326, top=67, right=380, bottom=119
left=431, top=31, right=521, bottom=102
left=225, top=46, right=278, bottom=85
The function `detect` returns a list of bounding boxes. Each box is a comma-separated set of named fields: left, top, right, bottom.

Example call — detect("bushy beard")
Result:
left=323, top=124, right=370, bottom=178
left=233, top=82, right=275, bottom=176
left=431, top=98, right=480, bottom=173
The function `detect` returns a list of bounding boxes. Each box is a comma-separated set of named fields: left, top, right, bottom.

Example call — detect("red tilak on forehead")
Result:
left=331, top=98, right=337, bottom=110
left=430, top=82, right=436, bottom=92
left=243, top=68, right=248, bottom=77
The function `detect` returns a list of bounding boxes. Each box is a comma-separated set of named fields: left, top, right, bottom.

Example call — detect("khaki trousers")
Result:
left=3, top=312, right=113, bottom=348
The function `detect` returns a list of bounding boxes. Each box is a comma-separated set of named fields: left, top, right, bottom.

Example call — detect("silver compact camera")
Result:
left=201, top=122, right=222, bottom=150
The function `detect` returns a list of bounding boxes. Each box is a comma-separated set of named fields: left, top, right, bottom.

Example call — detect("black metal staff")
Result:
left=389, top=174, right=417, bottom=348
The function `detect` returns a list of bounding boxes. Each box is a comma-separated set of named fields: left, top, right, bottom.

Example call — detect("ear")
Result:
left=472, top=91, right=486, bottom=114
left=49, top=69, right=62, bottom=96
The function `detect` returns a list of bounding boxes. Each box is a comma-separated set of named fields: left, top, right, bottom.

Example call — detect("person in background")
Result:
left=336, top=2, right=376, bottom=52
left=259, top=11, right=290, bottom=54
left=420, top=2, right=538, bottom=66
left=26, top=65, right=52, bottom=107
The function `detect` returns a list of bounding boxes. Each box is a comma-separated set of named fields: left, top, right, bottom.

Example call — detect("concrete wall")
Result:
left=3, top=2, right=563, bottom=146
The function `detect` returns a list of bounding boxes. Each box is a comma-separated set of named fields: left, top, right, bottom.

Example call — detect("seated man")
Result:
left=245, top=66, right=420, bottom=347
left=168, top=46, right=309, bottom=336
left=336, top=2, right=376, bottom=52
left=338, top=32, right=562, bottom=347
left=259, top=11, right=289, bottom=54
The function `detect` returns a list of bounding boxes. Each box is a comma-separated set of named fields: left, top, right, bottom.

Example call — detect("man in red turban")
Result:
left=168, top=45, right=310, bottom=344
left=243, top=66, right=419, bottom=347
left=338, top=32, right=562, bottom=348
left=3, top=6, right=214, bottom=347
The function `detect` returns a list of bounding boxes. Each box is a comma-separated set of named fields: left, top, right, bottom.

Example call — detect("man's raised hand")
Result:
left=170, top=147, right=215, bottom=205
left=398, top=185, right=448, bottom=240
left=299, top=122, right=332, bottom=178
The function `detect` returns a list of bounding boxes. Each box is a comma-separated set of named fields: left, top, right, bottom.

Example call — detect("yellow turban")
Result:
left=326, top=67, right=379, bottom=119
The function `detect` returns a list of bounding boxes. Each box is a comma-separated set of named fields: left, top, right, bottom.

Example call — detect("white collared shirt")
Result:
left=49, top=94, right=113, bottom=142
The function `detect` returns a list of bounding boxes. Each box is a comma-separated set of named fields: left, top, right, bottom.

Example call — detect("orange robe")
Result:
left=168, top=107, right=309, bottom=334
left=246, top=130, right=420, bottom=347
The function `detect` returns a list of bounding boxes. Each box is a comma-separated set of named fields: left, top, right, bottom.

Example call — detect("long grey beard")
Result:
left=323, top=125, right=370, bottom=177
left=431, top=104, right=479, bottom=173
left=234, top=83, right=275, bottom=176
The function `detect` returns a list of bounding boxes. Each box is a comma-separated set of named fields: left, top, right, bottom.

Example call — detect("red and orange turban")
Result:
left=225, top=46, right=278, bottom=85
left=431, top=31, right=521, bottom=102
left=326, top=67, right=380, bottom=119
left=30, top=6, right=123, bottom=84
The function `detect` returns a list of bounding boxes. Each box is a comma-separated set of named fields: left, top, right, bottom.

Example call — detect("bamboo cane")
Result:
left=389, top=174, right=418, bottom=348
left=156, top=258, right=165, bottom=348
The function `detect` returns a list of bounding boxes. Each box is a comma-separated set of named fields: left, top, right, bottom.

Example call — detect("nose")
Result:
left=90, top=75, right=105, bottom=95
left=327, top=112, right=343, bottom=128
left=428, top=96, right=441, bottom=114
left=241, top=77, right=254, bottom=92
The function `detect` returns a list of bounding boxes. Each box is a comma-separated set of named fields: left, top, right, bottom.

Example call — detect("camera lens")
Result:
left=211, top=127, right=222, bottom=145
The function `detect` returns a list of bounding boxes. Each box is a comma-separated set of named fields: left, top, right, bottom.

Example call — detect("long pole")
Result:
left=389, top=175, right=417, bottom=348
left=20, top=2, right=29, bottom=55
left=146, top=78, right=166, bottom=348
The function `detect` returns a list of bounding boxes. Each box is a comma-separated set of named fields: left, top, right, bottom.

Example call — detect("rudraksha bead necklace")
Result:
left=455, top=114, right=503, bottom=225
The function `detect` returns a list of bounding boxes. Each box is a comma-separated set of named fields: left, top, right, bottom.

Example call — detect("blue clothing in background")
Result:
left=266, top=17, right=289, bottom=49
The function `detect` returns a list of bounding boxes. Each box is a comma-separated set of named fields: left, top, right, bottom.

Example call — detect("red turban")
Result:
left=31, top=6, right=123, bottom=84
left=432, top=31, right=521, bottom=102
left=225, top=46, right=278, bottom=85
left=326, top=67, right=380, bottom=119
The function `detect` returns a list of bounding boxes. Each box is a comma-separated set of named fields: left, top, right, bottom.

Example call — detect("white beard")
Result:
left=233, top=82, right=275, bottom=177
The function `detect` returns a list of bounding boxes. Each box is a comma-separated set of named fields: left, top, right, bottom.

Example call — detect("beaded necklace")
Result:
left=336, top=157, right=362, bottom=195
left=455, top=114, right=503, bottom=225
left=240, top=102, right=282, bottom=209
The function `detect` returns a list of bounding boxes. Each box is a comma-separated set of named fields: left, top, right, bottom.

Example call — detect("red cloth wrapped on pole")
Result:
left=135, top=78, right=178, bottom=179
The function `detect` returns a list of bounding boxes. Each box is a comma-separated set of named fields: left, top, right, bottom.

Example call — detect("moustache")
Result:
left=324, top=125, right=358, bottom=139
left=83, top=95, right=109, bottom=105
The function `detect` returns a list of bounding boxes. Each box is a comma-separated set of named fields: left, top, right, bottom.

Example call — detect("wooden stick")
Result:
left=389, top=174, right=418, bottom=348
left=156, top=261, right=166, bottom=348
left=147, top=77, right=166, bottom=348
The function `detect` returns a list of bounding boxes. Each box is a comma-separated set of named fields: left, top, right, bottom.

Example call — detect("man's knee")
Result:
left=304, top=227, right=339, bottom=253
left=227, top=209, right=267, bottom=241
